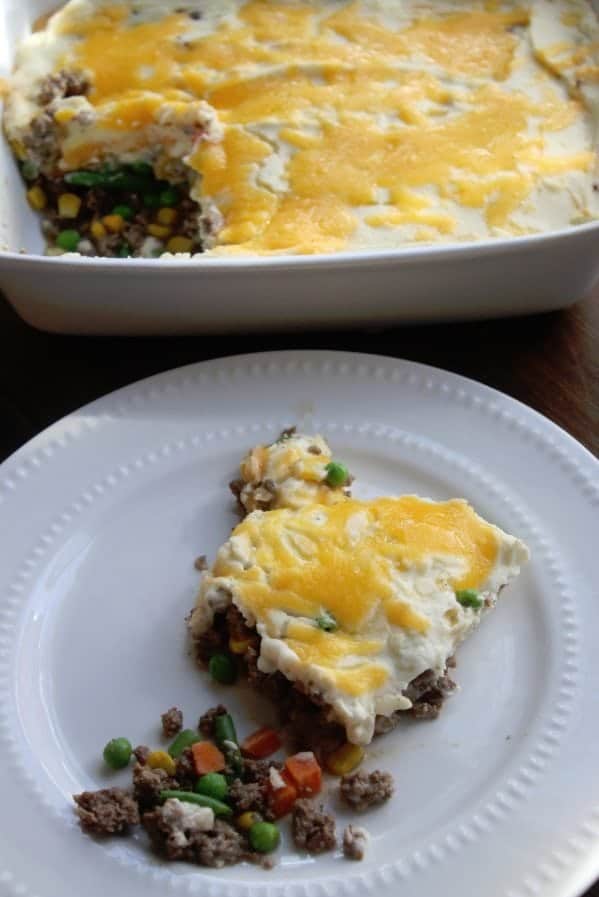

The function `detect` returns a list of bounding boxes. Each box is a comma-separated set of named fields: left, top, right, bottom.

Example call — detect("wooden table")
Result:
left=1, top=287, right=598, bottom=895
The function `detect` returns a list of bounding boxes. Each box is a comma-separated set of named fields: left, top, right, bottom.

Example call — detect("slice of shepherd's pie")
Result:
left=190, top=433, right=529, bottom=746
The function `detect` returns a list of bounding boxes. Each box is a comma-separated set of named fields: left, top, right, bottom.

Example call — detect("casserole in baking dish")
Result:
left=0, top=0, right=598, bottom=331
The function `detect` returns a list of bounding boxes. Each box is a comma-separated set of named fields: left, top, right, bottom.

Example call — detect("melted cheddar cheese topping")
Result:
left=194, top=490, right=529, bottom=743
left=214, top=498, right=499, bottom=631
left=6, top=0, right=598, bottom=256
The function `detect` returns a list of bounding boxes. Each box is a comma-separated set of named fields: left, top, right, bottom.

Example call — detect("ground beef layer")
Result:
left=193, top=605, right=457, bottom=756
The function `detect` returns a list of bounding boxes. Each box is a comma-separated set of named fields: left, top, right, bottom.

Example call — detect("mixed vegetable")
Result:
left=23, top=161, right=200, bottom=257
left=99, top=702, right=364, bottom=858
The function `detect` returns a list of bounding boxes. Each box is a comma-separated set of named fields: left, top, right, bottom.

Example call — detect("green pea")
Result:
left=103, top=737, right=132, bottom=770
left=56, top=229, right=81, bottom=252
left=159, top=187, right=179, bottom=207
left=159, top=789, right=233, bottom=817
left=117, top=244, right=131, bottom=258
left=249, top=821, right=280, bottom=853
left=112, top=204, right=133, bottom=221
left=168, top=728, right=202, bottom=758
left=209, top=653, right=237, bottom=685
left=21, top=159, right=39, bottom=181
left=324, top=461, right=349, bottom=488
left=315, top=610, right=337, bottom=632
left=195, top=773, right=229, bottom=801
left=456, top=589, right=483, bottom=609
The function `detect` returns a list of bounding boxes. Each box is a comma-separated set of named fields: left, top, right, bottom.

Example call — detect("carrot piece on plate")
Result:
left=267, top=768, right=298, bottom=818
left=284, top=751, right=322, bottom=797
left=191, top=741, right=226, bottom=775
left=241, top=727, right=282, bottom=759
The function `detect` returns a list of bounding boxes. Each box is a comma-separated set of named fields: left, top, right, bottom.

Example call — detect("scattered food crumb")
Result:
left=343, top=824, right=369, bottom=860
left=291, top=799, right=336, bottom=853
left=339, top=770, right=394, bottom=811
left=161, top=706, right=183, bottom=738
left=194, top=555, right=208, bottom=571
left=133, top=744, right=150, bottom=765
left=74, top=788, right=140, bottom=834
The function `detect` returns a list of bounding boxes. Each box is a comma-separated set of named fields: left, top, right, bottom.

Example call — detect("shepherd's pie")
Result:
left=4, top=0, right=599, bottom=257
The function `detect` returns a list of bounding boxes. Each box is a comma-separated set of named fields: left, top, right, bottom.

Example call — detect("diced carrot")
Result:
left=241, top=727, right=282, bottom=759
left=191, top=741, right=225, bottom=775
left=267, top=768, right=298, bottom=819
left=284, top=751, right=322, bottom=797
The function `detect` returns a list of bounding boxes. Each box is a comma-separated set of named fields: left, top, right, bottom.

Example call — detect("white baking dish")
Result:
left=1, top=0, right=598, bottom=335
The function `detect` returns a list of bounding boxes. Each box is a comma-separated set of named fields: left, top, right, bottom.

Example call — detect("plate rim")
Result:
left=0, top=349, right=598, bottom=897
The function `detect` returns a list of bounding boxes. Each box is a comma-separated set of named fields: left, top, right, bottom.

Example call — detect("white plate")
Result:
left=0, top=350, right=598, bottom=897
left=1, top=0, right=599, bottom=334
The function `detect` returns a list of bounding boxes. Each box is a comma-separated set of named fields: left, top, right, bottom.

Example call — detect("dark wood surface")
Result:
left=1, top=286, right=597, bottom=462
left=0, top=287, right=598, bottom=896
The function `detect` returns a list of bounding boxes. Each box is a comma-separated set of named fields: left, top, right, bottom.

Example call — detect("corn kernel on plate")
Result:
left=0, top=350, right=598, bottom=897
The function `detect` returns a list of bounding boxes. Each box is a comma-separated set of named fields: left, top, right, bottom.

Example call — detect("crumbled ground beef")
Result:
left=339, top=770, right=394, bottom=811
left=161, top=706, right=183, bottom=738
left=21, top=166, right=203, bottom=257
left=291, top=800, right=336, bottom=853
left=198, top=704, right=228, bottom=737
left=226, top=604, right=254, bottom=643
left=143, top=810, right=246, bottom=866
left=174, top=747, right=197, bottom=791
left=37, top=69, right=89, bottom=105
left=195, top=616, right=228, bottom=663
left=74, top=788, right=139, bottom=835
left=197, top=617, right=458, bottom=754
left=228, top=779, right=267, bottom=815
left=343, top=825, right=368, bottom=860
left=408, top=672, right=456, bottom=720
left=242, top=757, right=282, bottom=784
left=23, top=113, right=59, bottom=169
left=132, top=764, right=177, bottom=812
left=230, top=777, right=263, bottom=808
left=133, top=744, right=150, bottom=765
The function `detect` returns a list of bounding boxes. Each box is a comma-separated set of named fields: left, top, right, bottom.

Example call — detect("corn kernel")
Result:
left=157, top=207, right=177, bottom=226
left=102, top=214, right=125, bottom=233
left=54, top=107, right=77, bottom=124
left=90, top=219, right=107, bottom=239
left=147, top=223, right=171, bottom=239
left=147, top=750, right=176, bottom=775
left=58, top=193, right=81, bottom=218
left=325, top=743, right=365, bottom=776
left=236, top=811, right=261, bottom=830
left=229, top=637, right=251, bottom=655
left=26, top=186, right=47, bottom=210
left=166, top=235, right=193, bottom=254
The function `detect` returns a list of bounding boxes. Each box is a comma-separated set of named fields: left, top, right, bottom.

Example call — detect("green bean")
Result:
left=214, top=713, right=238, bottom=748
left=213, top=713, right=243, bottom=774
left=168, top=728, right=202, bottom=758
left=159, top=789, right=232, bottom=816
left=64, top=167, right=156, bottom=191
